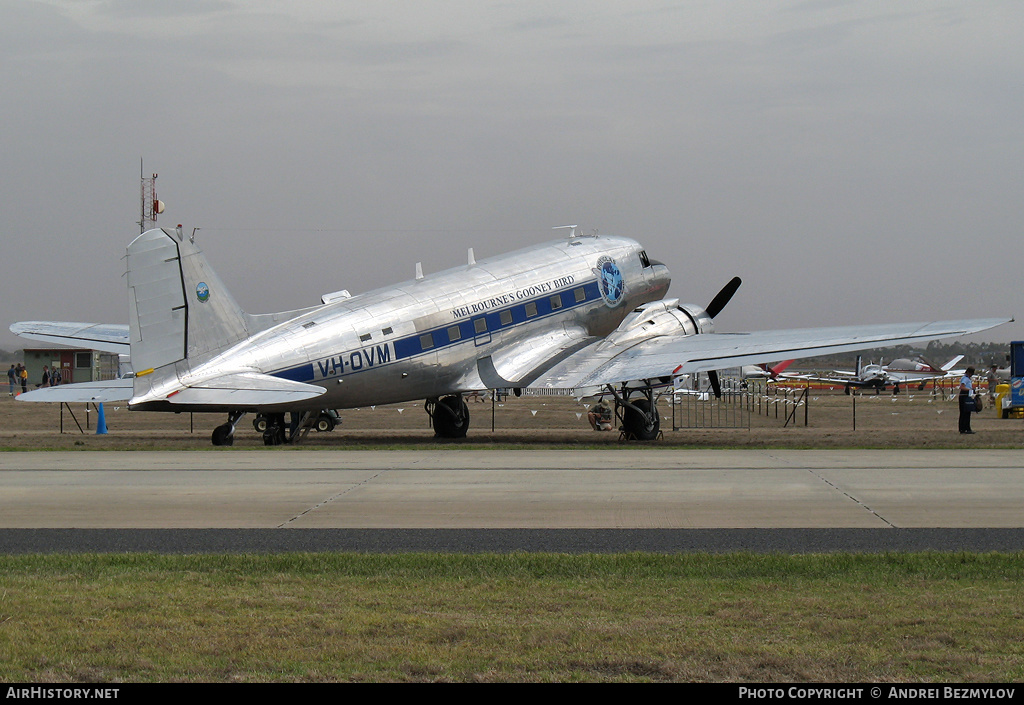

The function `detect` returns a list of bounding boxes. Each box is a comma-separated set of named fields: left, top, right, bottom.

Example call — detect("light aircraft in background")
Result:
left=10, top=226, right=1010, bottom=445
left=883, top=355, right=966, bottom=391
left=797, top=354, right=966, bottom=394
left=741, top=360, right=795, bottom=381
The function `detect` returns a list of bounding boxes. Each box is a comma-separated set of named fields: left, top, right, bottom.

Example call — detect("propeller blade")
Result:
left=705, top=276, right=742, bottom=319
left=708, top=370, right=722, bottom=399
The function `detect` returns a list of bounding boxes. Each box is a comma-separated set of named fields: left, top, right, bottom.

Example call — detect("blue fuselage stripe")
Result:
left=271, top=280, right=602, bottom=384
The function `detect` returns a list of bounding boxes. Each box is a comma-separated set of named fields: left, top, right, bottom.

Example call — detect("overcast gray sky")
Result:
left=2, top=0, right=1021, bottom=353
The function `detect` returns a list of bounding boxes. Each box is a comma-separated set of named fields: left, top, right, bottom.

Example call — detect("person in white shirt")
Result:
left=959, top=366, right=976, bottom=434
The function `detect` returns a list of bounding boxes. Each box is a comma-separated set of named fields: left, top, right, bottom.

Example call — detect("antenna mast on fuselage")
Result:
left=138, top=159, right=164, bottom=233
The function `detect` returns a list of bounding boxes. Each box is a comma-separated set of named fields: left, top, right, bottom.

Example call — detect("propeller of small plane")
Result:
left=704, top=277, right=741, bottom=398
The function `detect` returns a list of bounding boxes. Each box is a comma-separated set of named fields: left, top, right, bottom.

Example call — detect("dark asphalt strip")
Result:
left=2, top=528, right=1023, bottom=554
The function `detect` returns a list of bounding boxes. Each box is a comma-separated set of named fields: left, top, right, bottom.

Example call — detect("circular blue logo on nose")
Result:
left=594, top=256, right=625, bottom=307
left=196, top=282, right=210, bottom=303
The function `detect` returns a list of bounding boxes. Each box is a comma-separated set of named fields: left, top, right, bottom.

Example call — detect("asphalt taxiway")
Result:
left=1, top=449, right=1022, bottom=553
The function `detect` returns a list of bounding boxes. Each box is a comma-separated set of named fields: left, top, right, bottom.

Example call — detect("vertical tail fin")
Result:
left=126, top=228, right=249, bottom=373
left=941, top=354, right=965, bottom=372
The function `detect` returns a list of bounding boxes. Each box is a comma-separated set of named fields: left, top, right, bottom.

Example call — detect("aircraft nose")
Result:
left=648, top=260, right=671, bottom=296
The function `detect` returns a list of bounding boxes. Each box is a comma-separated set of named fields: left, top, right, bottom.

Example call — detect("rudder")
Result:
left=126, top=228, right=249, bottom=373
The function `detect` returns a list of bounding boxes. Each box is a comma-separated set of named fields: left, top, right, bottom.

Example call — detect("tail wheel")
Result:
left=433, top=395, right=470, bottom=438
left=621, top=398, right=659, bottom=441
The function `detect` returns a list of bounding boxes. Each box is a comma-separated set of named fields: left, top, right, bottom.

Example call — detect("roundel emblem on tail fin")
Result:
left=196, top=282, right=210, bottom=303
left=593, top=256, right=625, bottom=307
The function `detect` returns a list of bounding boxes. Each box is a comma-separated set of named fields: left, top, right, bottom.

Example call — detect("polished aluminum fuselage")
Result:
left=177, top=235, right=670, bottom=411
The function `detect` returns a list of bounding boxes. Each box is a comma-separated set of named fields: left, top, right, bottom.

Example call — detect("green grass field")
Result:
left=1, top=552, right=1022, bottom=682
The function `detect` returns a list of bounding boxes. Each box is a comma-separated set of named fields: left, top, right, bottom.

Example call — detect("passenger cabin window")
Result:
left=381, top=327, right=393, bottom=335
left=639, top=250, right=651, bottom=268
left=500, top=310, right=513, bottom=326
left=359, top=333, right=372, bottom=342
left=474, top=318, right=488, bottom=334
left=550, top=294, right=562, bottom=310
left=525, top=302, right=538, bottom=317
left=447, top=325, right=462, bottom=342
left=574, top=287, right=586, bottom=303
left=419, top=333, right=434, bottom=350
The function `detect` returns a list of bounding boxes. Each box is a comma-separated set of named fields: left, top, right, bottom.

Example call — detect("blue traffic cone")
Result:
left=96, top=403, right=108, bottom=435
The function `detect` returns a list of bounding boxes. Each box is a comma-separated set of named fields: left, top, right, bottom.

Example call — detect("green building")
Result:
left=21, top=348, right=120, bottom=388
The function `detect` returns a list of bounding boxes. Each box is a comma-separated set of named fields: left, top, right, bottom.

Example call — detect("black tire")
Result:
left=253, top=416, right=268, bottom=432
left=316, top=414, right=335, bottom=432
left=211, top=424, right=234, bottom=446
left=622, top=398, right=659, bottom=441
left=433, top=396, right=470, bottom=438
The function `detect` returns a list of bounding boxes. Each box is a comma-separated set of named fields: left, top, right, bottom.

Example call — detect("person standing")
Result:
left=40, top=366, right=50, bottom=388
left=959, top=366, right=976, bottom=434
left=7, top=365, right=15, bottom=396
left=987, top=364, right=1000, bottom=402
left=18, top=364, right=28, bottom=395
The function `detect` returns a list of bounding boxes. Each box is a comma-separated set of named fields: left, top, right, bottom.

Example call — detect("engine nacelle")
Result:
left=604, top=298, right=714, bottom=348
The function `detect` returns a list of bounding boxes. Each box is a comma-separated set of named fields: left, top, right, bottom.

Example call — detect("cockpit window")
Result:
left=639, top=250, right=651, bottom=268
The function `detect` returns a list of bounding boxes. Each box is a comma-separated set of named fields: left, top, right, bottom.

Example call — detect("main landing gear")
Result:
left=607, top=384, right=661, bottom=441
left=426, top=394, right=470, bottom=439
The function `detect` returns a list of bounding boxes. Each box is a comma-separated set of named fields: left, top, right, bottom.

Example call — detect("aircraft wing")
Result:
left=9, top=321, right=130, bottom=354
left=530, top=318, right=1010, bottom=389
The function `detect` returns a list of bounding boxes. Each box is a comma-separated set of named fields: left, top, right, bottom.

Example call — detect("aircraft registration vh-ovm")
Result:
left=10, top=226, right=1011, bottom=445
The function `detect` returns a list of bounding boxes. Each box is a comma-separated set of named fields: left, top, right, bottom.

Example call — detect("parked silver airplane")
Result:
left=10, top=227, right=1010, bottom=445
left=796, top=354, right=966, bottom=394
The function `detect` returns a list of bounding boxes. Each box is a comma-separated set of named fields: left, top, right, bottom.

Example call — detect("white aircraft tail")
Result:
left=941, top=354, right=965, bottom=372
left=126, top=228, right=250, bottom=374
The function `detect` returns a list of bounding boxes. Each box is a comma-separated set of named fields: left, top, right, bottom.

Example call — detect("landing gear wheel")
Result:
left=315, top=414, right=336, bottom=432
left=253, top=415, right=268, bottom=432
left=212, top=424, right=234, bottom=446
left=433, top=395, right=470, bottom=438
left=621, top=398, right=660, bottom=441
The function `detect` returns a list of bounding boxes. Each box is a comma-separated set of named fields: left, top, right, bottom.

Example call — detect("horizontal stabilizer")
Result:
left=9, top=321, right=129, bottom=354
left=162, top=372, right=326, bottom=407
left=16, top=379, right=133, bottom=403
